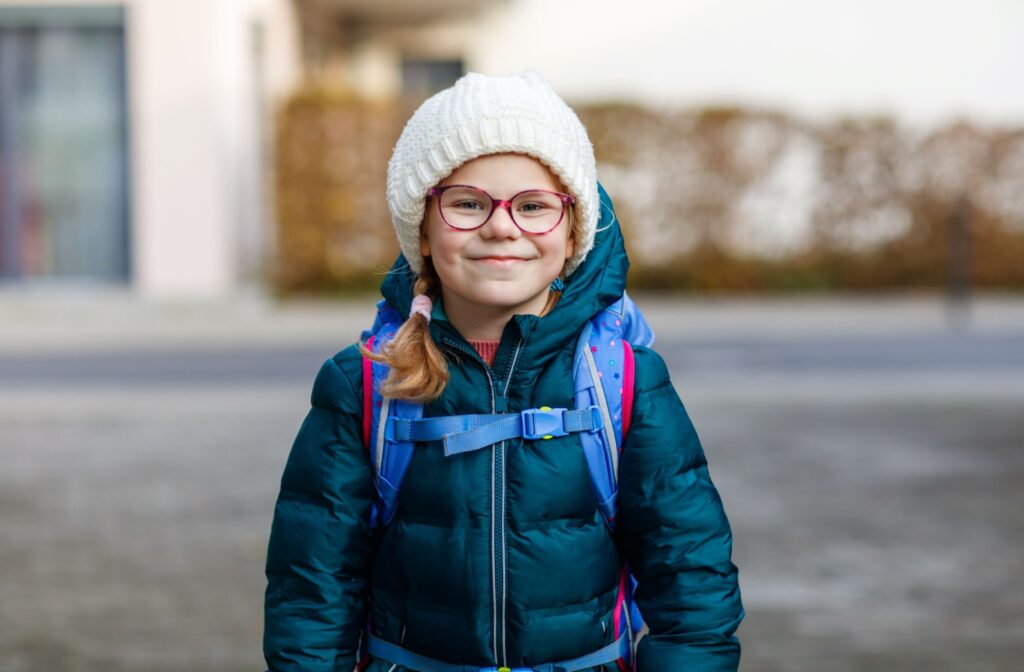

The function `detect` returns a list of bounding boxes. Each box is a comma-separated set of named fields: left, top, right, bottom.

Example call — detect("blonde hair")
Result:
left=359, top=259, right=450, bottom=403
left=363, top=199, right=575, bottom=403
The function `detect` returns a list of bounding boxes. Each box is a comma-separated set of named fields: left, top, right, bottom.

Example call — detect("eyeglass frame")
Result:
left=426, top=184, right=575, bottom=235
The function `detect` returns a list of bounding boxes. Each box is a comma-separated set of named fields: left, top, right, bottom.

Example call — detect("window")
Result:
left=400, top=58, right=464, bottom=99
left=0, top=6, right=130, bottom=283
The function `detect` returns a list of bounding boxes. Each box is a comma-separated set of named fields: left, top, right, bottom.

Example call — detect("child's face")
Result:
left=420, top=153, right=575, bottom=321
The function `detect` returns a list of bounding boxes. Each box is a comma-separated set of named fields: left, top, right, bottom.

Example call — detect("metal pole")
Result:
left=946, top=192, right=972, bottom=331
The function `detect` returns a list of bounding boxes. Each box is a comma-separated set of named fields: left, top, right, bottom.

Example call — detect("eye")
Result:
left=514, top=192, right=562, bottom=216
left=439, top=187, right=490, bottom=215
left=450, top=199, right=486, bottom=211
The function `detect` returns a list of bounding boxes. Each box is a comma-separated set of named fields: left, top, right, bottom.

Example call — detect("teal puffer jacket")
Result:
left=264, top=187, right=744, bottom=671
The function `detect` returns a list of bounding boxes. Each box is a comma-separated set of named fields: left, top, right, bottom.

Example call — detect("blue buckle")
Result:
left=587, top=405, right=603, bottom=433
left=521, top=407, right=568, bottom=440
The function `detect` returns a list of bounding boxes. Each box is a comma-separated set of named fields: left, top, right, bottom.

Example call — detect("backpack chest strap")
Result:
left=388, top=406, right=603, bottom=456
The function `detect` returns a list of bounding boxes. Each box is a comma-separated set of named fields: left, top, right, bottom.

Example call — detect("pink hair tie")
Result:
left=410, top=294, right=433, bottom=323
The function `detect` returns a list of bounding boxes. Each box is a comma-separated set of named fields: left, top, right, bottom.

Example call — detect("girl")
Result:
left=264, top=70, right=744, bottom=672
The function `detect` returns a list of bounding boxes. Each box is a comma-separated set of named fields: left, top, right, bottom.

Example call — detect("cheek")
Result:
left=420, top=209, right=445, bottom=258
left=422, top=232, right=458, bottom=263
left=539, top=238, right=571, bottom=271
left=553, top=222, right=575, bottom=262
left=424, top=230, right=457, bottom=261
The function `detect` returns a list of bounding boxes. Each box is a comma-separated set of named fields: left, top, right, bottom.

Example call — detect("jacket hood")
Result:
left=379, top=182, right=629, bottom=358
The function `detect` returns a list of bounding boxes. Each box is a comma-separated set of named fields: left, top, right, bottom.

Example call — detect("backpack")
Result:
left=359, top=294, right=654, bottom=670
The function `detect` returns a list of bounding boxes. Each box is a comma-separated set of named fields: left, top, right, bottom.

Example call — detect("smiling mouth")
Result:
left=473, top=256, right=531, bottom=263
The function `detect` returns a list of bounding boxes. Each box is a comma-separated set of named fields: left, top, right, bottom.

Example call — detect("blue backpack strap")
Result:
left=573, top=291, right=655, bottom=528
left=573, top=319, right=619, bottom=526
left=363, top=300, right=423, bottom=528
left=575, top=293, right=654, bottom=663
left=366, top=629, right=629, bottom=672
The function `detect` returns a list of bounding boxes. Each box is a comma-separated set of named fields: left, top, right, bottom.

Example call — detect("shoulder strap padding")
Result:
left=361, top=300, right=422, bottom=528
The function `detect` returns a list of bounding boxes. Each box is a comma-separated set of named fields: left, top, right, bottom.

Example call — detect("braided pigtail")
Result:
left=360, top=259, right=450, bottom=402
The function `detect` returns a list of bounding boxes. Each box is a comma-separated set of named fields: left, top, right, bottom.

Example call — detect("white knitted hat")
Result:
left=386, top=70, right=598, bottom=276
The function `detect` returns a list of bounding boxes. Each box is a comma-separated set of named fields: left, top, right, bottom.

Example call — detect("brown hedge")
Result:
left=272, top=89, right=1024, bottom=295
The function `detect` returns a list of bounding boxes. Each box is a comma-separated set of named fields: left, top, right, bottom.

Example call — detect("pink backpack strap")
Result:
left=361, top=336, right=375, bottom=451
left=612, top=564, right=631, bottom=672
left=621, top=340, right=635, bottom=443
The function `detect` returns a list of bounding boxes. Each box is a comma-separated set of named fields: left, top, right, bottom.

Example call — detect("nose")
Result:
left=481, top=200, right=521, bottom=239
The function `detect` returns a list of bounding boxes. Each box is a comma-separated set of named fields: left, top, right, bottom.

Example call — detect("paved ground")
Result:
left=1, top=292, right=1022, bottom=671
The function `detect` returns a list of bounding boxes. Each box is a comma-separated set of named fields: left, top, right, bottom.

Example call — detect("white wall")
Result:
left=129, top=0, right=230, bottom=298
left=129, top=0, right=300, bottom=298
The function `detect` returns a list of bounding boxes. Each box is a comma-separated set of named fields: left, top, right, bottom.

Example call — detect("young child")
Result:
left=264, top=70, right=744, bottom=672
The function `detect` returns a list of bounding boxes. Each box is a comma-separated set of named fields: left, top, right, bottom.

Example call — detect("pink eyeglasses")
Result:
left=428, top=185, right=575, bottom=235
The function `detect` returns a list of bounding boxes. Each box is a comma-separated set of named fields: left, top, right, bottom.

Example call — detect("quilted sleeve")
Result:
left=264, top=346, right=376, bottom=672
left=616, top=347, right=744, bottom=672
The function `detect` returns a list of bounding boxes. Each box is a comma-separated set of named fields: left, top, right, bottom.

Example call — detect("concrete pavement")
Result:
left=1, top=290, right=1022, bottom=671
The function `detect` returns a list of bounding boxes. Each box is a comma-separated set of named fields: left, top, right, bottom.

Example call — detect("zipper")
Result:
left=496, top=340, right=522, bottom=666
left=441, top=335, right=523, bottom=667
left=499, top=341, right=522, bottom=666
left=441, top=337, right=501, bottom=664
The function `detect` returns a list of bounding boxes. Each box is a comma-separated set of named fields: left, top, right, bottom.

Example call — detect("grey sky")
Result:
left=470, top=0, right=1023, bottom=128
